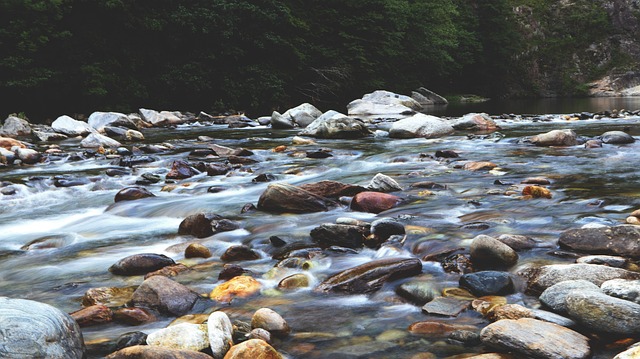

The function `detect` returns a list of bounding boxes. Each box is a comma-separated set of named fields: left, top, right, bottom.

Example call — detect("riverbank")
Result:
left=1, top=100, right=640, bottom=358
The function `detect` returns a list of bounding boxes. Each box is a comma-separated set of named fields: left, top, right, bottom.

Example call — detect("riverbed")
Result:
left=1, top=112, right=640, bottom=358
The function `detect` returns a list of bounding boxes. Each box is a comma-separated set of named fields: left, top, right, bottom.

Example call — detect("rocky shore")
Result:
left=1, top=90, right=640, bottom=358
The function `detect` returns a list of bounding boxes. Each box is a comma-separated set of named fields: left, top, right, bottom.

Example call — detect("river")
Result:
left=1, top=105, right=639, bottom=358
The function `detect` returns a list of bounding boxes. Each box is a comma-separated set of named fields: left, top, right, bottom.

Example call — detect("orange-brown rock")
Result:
left=223, top=339, right=283, bottom=359
left=522, top=185, right=552, bottom=199
left=210, top=276, right=261, bottom=303
left=70, top=305, right=112, bottom=327
left=408, top=321, right=477, bottom=336
left=350, top=191, right=401, bottom=214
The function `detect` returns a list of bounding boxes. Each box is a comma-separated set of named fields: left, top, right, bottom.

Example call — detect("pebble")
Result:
left=469, top=235, right=518, bottom=268
left=114, top=186, right=155, bottom=202
left=422, top=297, right=470, bottom=316
left=251, top=307, right=291, bottom=338
left=408, top=321, right=477, bottom=336
left=395, top=280, right=439, bottom=305
left=113, top=307, right=156, bottom=325
left=113, top=331, right=147, bottom=351
left=81, top=286, right=136, bottom=307
left=184, top=243, right=211, bottom=258
left=221, top=245, right=261, bottom=261
left=278, top=273, right=310, bottom=289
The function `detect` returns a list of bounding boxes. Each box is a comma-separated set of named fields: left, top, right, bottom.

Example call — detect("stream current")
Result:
left=1, top=114, right=640, bottom=358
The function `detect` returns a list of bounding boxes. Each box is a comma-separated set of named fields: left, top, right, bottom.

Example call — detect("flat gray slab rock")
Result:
left=558, top=225, right=640, bottom=258
left=521, top=263, right=640, bottom=294
left=480, top=318, right=590, bottom=359
left=566, top=290, right=640, bottom=335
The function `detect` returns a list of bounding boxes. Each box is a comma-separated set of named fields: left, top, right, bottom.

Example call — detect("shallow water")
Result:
left=1, top=115, right=640, bottom=358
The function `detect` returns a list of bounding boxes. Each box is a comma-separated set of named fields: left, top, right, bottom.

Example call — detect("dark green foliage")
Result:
left=0, top=0, right=635, bottom=120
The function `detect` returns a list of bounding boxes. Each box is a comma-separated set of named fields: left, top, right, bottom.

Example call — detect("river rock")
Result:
left=221, top=245, right=261, bottom=261
left=327, top=341, right=397, bottom=359
left=600, top=130, right=635, bottom=144
left=539, top=280, right=602, bottom=314
left=178, top=213, right=222, bottom=238
left=576, top=254, right=628, bottom=267
left=270, top=111, right=295, bottom=129
left=566, top=290, right=640, bottom=335
left=530, top=129, right=578, bottom=146
left=459, top=271, right=515, bottom=296
left=464, top=161, right=497, bottom=171
left=395, top=281, right=439, bottom=305
left=207, top=311, right=233, bottom=359
left=184, top=243, right=211, bottom=258
left=210, top=275, right=261, bottom=303
left=348, top=90, right=422, bottom=116
left=277, top=103, right=323, bottom=128
left=88, top=111, right=130, bottom=130
left=131, top=276, right=199, bottom=316
left=109, top=253, right=176, bottom=276
left=147, top=323, right=209, bottom=351
left=480, top=318, right=590, bottom=359
left=15, top=147, right=41, bottom=164
left=166, top=160, right=199, bottom=180
left=114, top=187, right=155, bottom=202
left=486, top=304, right=534, bottom=322
left=0, top=297, right=85, bottom=358
left=278, top=273, right=310, bottom=289
left=51, top=115, right=91, bottom=136
left=144, top=263, right=190, bottom=279
left=32, top=128, right=68, bottom=142
left=521, top=263, right=640, bottom=294
left=366, top=173, right=402, bottom=192
left=350, top=191, right=401, bottom=214
left=388, top=113, right=454, bottom=138
left=470, top=235, right=519, bottom=268
left=452, top=113, right=498, bottom=131
left=299, top=110, right=371, bottom=139
left=558, top=225, right=640, bottom=258
left=602, top=279, right=640, bottom=304
left=299, top=180, right=366, bottom=198
left=224, top=339, right=283, bottom=359
left=70, top=304, right=113, bottom=326
left=81, top=132, right=122, bottom=148
left=113, top=331, right=148, bottom=351
left=615, top=344, right=640, bottom=359
left=496, top=234, right=540, bottom=251
left=139, top=108, right=183, bottom=127
left=251, top=307, right=290, bottom=338
left=0, top=136, right=26, bottom=150
left=114, top=307, right=156, bottom=325
left=258, top=182, right=332, bottom=213
left=315, top=257, right=422, bottom=294
left=369, top=218, right=405, bottom=246
left=1, top=115, right=31, bottom=137
left=106, top=345, right=212, bottom=359
left=408, top=321, right=476, bottom=336
left=310, top=223, right=368, bottom=249
left=412, top=87, right=448, bottom=105
left=82, top=286, right=136, bottom=307
left=422, top=296, right=470, bottom=316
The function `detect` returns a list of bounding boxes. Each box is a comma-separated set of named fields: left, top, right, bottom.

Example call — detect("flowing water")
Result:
left=1, top=113, right=640, bottom=358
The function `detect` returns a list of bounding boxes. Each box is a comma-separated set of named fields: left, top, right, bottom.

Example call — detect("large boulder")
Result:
left=558, top=225, right=640, bottom=258
left=348, top=90, right=422, bottom=116
left=411, top=87, right=448, bottom=105
left=131, top=276, right=199, bottom=316
left=1, top=115, right=31, bottom=137
left=315, top=257, right=422, bottom=294
left=257, top=182, right=332, bottom=213
left=530, top=129, right=578, bottom=146
left=452, top=113, right=498, bottom=131
left=388, top=113, right=455, bottom=139
left=88, top=111, right=130, bottom=131
left=480, top=318, right=590, bottom=359
left=539, top=280, right=602, bottom=314
left=0, top=297, right=85, bottom=358
left=299, top=110, right=371, bottom=139
left=273, top=103, right=323, bottom=128
left=51, top=115, right=92, bottom=136
left=139, top=109, right=184, bottom=127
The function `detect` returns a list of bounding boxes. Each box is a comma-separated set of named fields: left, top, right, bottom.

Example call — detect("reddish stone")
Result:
left=70, top=304, right=112, bottom=327
left=113, top=307, right=156, bottom=326
left=350, top=191, right=401, bottom=214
